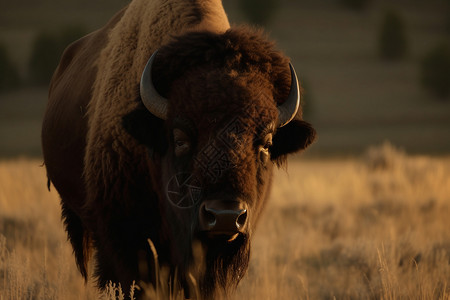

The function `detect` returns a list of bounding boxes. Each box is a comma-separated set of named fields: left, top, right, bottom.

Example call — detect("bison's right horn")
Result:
left=140, top=50, right=169, bottom=120
left=277, top=63, right=300, bottom=127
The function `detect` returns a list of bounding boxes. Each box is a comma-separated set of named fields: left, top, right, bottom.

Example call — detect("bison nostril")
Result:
left=202, top=206, right=217, bottom=228
left=199, top=201, right=248, bottom=234
left=236, top=209, right=247, bottom=229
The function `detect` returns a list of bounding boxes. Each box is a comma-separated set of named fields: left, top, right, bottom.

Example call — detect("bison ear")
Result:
left=270, top=119, right=316, bottom=164
left=122, top=99, right=168, bottom=154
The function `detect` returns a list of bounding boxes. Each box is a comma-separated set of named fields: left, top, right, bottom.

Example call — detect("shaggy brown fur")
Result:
left=42, top=0, right=316, bottom=298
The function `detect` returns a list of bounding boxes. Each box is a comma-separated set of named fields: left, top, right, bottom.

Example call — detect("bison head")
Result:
left=125, top=27, right=316, bottom=297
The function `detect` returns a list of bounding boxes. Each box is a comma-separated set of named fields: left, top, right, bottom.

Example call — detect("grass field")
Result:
left=0, top=143, right=449, bottom=299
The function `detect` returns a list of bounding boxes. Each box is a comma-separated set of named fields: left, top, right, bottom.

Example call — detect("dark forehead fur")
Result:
left=152, top=26, right=292, bottom=106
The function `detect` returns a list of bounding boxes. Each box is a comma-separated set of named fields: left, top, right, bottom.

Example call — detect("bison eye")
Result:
left=259, top=146, right=270, bottom=164
left=173, top=128, right=191, bottom=157
left=258, top=135, right=273, bottom=164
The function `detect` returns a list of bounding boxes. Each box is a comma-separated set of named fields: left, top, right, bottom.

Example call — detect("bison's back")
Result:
left=42, top=7, right=126, bottom=214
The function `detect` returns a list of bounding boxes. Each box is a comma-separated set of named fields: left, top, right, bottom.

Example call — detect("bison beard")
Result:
left=154, top=211, right=250, bottom=298
left=198, top=234, right=250, bottom=298
left=156, top=185, right=251, bottom=298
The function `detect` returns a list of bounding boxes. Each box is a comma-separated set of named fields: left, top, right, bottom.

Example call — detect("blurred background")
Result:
left=1, top=2, right=450, bottom=298
left=0, top=0, right=449, bottom=157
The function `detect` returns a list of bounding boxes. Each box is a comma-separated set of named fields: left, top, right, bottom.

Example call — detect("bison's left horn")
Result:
left=140, top=50, right=169, bottom=120
left=277, top=63, right=300, bottom=127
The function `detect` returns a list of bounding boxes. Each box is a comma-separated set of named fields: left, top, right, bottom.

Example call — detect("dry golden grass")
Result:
left=1, top=143, right=449, bottom=299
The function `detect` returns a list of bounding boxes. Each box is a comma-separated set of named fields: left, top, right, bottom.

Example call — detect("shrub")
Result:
left=420, top=42, right=450, bottom=99
left=378, top=10, right=408, bottom=61
left=364, top=141, right=406, bottom=171
left=238, top=0, right=279, bottom=26
left=0, top=43, right=20, bottom=91
left=28, top=26, right=86, bottom=86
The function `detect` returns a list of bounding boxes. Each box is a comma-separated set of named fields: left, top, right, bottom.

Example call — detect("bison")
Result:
left=41, top=0, right=316, bottom=298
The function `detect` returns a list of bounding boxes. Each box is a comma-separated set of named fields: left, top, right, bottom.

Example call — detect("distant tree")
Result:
left=0, top=43, right=20, bottom=92
left=378, top=10, right=409, bottom=61
left=28, top=25, right=86, bottom=86
left=28, top=32, right=60, bottom=85
left=447, top=9, right=450, bottom=34
left=58, top=25, right=87, bottom=50
left=239, top=0, right=279, bottom=26
left=339, top=0, right=370, bottom=11
left=420, top=42, right=450, bottom=99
